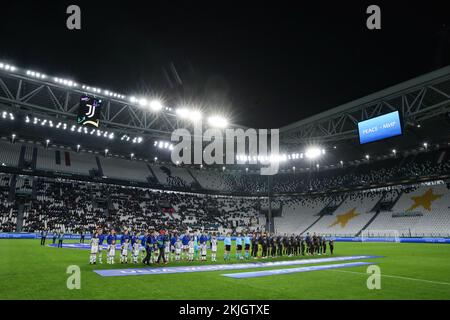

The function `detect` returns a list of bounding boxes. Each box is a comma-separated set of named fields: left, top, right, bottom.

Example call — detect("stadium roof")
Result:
left=280, top=65, right=450, bottom=145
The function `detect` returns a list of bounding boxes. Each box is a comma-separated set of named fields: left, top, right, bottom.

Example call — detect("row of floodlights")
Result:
left=154, top=140, right=174, bottom=150
left=3, top=61, right=230, bottom=128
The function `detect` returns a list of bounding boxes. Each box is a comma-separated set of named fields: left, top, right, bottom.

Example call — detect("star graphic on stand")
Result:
left=406, top=188, right=443, bottom=211
left=328, top=208, right=360, bottom=228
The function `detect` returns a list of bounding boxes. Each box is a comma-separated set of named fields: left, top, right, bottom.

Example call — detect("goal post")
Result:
left=360, top=229, right=400, bottom=243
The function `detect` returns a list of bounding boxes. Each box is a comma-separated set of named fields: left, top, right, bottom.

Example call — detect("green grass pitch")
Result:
left=1, top=239, right=450, bottom=299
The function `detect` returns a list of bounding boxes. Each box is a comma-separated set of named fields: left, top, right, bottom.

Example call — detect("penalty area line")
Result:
left=331, top=269, right=450, bottom=286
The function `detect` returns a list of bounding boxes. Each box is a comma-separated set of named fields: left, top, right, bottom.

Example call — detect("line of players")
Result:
left=248, top=232, right=334, bottom=258
left=88, top=228, right=335, bottom=265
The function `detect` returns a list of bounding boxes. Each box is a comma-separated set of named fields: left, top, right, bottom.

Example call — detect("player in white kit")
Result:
left=120, top=241, right=129, bottom=263
left=164, top=238, right=170, bottom=262
left=175, top=238, right=182, bottom=261
left=132, top=238, right=140, bottom=264
left=188, top=236, right=195, bottom=261
left=210, top=235, right=218, bottom=262
left=107, top=229, right=117, bottom=265
left=200, top=242, right=207, bottom=261
left=89, top=231, right=99, bottom=264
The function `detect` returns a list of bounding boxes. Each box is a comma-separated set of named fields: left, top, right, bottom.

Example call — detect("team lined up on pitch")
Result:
left=88, top=228, right=335, bottom=265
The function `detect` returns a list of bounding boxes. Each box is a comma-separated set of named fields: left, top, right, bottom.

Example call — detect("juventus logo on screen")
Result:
left=77, top=95, right=102, bottom=127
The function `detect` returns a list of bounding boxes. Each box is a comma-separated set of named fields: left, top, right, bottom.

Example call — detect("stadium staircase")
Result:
left=8, top=174, right=17, bottom=202
left=186, top=168, right=202, bottom=188
left=15, top=203, right=25, bottom=232
left=95, top=156, right=104, bottom=176
left=355, top=211, right=382, bottom=236
left=300, top=196, right=347, bottom=234
left=390, top=190, right=404, bottom=209
left=356, top=190, right=404, bottom=236
left=300, top=215, right=324, bottom=235
left=18, top=145, right=25, bottom=168
left=437, top=150, right=446, bottom=164
left=318, top=196, right=347, bottom=216
left=146, top=164, right=157, bottom=179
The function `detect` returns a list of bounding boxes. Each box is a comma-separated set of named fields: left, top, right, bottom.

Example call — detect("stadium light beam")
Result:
left=304, top=147, right=322, bottom=159
left=208, top=116, right=228, bottom=128
left=149, top=100, right=163, bottom=111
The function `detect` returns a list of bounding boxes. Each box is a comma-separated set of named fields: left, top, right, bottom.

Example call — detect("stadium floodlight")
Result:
left=129, top=96, right=138, bottom=103
left=189, top=110, right=202, bottom=122
left=392, top=149, right=397, bottom=155
left=149, top=100, right=163, bottom=111
left=154, top=157, right=158, bottom=161
left=423, top=142, right=428, bottom=149
left=138, top=98, right=147, bottom=107
left=305, top=147, right=322, bottom=159
left=0, top=63, right=16, bottom=72
left=365, top=154, right=370, bottom=160
left=207, top=115, right=228, bottom=128
left=176, top=108, right=190, bottom=119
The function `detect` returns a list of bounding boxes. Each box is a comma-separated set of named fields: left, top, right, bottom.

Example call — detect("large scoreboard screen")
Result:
left=357, top=111, right=402, bottom=144
left=77, top=95, right=102, bottom=127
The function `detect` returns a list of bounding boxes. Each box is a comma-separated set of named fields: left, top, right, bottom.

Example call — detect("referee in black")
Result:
left=251, top=233, right=258, bottom=258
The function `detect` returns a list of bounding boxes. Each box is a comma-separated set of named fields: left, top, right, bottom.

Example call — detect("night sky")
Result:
left=1, top=1, right=449, bottom=129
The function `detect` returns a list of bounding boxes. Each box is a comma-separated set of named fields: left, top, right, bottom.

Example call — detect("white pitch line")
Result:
left=331, top=269, right=450, bottom=286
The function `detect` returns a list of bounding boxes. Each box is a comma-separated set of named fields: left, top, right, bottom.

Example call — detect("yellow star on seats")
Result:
left=328, top=208, right=360, bottom=228
left=406, top=188, right=443, bottom=212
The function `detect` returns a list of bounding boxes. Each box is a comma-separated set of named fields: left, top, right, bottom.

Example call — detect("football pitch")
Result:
left=1, top=239, right=450, bottom=300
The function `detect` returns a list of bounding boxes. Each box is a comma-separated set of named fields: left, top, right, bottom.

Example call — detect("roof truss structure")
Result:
left=280, top=66, right=450, bottom=144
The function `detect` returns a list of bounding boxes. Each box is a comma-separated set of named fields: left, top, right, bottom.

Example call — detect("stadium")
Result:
left=1, top=2, right=450, bottom=304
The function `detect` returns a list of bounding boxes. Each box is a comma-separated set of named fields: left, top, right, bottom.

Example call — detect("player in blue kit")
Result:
left=199, top=232, right=208, bottom=261
left=170, top=233, right=178, bottom=260
left=182, top=232, right=190, bottom=261
left=97, top=228, right=105, bottom=264
left=140, top=232, right=147, bottom=262
left=235, top=234, right=243, bottom=260
left=120, top=230, right=130, bottom=263
left=224, top=233, right=232, bottom=261
left=244, top=233, right=251, bottom=259
left=156, top=230, right=168, bottom=264
left=143, top=231, right=154, bottom=265
left=106, top=229, right=117, bottom=264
